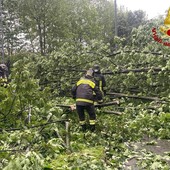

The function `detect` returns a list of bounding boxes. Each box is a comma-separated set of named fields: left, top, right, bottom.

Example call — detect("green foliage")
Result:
left=3, top=151, right=44, bottom=170
left=0, top=53, right=61, bottom=128
left=47, top=146, right=105, bottom=170
left=36, top=40, right=112, bottom=96
left=0, top=10, right=170, bottom=170
left=0, top=38, right=170, bottom=169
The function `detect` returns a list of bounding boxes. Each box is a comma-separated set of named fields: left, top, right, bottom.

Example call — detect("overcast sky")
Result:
left=117, top=0, right=170, bottom=19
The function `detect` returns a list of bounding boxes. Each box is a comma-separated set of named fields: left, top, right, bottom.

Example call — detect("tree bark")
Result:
left=107, top=92, right=161, bottom=101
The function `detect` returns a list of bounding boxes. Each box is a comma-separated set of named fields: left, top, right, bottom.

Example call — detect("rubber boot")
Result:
left=89, top=125, right=95, bottom=132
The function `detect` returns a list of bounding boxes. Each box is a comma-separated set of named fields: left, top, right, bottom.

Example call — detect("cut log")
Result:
left=102, top=110, right=122, bottom=115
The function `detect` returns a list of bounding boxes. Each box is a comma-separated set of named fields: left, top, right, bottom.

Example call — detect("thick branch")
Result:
left=0, top=119, right=69, bottom=132
left=103, top=67, right=162, bottom=75
left=107, top=92, right=161, bottom=101
left=102, top=110, right=122, bottom=115
left=56, top=101, right=119, bottom=109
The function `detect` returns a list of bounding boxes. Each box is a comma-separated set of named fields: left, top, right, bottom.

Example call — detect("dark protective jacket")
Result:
left=94, top=72, right=106, bottom=95
left=71, top=75, right=102, bottom=106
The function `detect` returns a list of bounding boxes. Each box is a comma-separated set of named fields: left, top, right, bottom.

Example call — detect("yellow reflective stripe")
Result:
left=76, top=98, right=93, bottom=104
left=77, top=79, right=95, bottom=88
left=94, top=101, right=98, bottom=105
left=89, top=119, right=96, bottom=125
left=79, top=120, right=86, bottom=125
left=3, top=84, right=8, bottom=88
left=99, top=80, right=104, bottom=96
left=99, top=80, right=102, bottom=91
left=0, top=78, right=7, bottom=83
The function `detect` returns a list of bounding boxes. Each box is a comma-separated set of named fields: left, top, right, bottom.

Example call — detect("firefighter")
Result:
left=93, top=64, right=106, bottom=102
left=71, top=68, right=102, bottom=132
left=0, top=64, right=8, bottom=88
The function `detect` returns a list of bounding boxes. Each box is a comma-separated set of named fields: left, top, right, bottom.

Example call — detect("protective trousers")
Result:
left=76, top=105, right=96, bottom=132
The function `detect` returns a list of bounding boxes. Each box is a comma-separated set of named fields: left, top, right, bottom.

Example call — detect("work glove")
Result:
left=70, top=104, right=76, bottom=111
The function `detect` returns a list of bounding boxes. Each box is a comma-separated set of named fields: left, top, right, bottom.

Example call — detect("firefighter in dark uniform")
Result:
left=0, top=64, right=8, bottom=88
left=93, top=64, right=106, bottom=102
left=71, top=68, right=102, bottom=132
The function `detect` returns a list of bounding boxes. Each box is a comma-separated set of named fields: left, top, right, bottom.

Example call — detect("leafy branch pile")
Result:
left=0, top=1, right=170, bottom=168
left=0, top=35, right=170, bottom=169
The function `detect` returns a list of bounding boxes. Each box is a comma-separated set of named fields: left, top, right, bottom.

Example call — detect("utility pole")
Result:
left=0, top=0, right=4, bottom=63
left=113, top=0, right=118, bottom=51
left=114, top=0, right=118, bottom=37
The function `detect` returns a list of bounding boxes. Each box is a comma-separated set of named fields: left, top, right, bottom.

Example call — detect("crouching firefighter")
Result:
left=0, top=64, right=9, bottom=88
left=71, top=68, right=102, bottom=132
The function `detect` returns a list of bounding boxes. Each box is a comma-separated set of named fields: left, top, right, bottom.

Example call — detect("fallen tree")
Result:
left=56, top=101, right=120, bottom=109
left=107, top=92, right=161, bottom=101
left=103, top=67, right=163, bottom=75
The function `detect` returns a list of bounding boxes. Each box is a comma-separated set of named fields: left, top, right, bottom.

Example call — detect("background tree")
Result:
left=3, top=0, right=23, bottom=56
left=117, top=8, right=147, bottom=38
left=1, top=0, right=148, bottom=56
